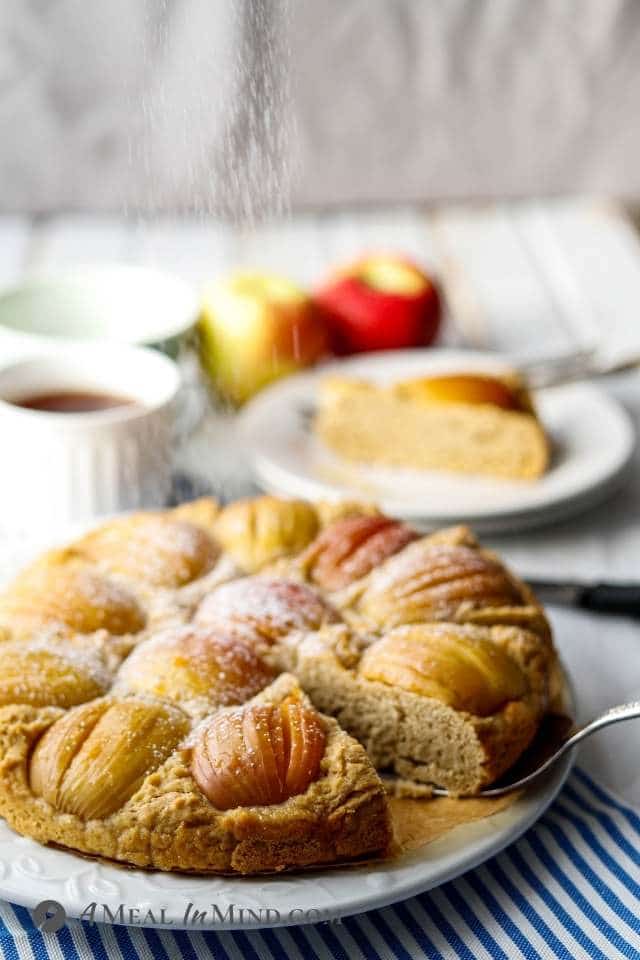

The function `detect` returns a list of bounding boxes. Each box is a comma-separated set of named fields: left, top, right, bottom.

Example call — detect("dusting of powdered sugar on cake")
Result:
left=195, top=577, right=340, bottom=640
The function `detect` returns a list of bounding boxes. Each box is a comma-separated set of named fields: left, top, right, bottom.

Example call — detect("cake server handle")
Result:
left=578, top=582, right=640, bottom=618
left=527, top=578, right=640, bottom=618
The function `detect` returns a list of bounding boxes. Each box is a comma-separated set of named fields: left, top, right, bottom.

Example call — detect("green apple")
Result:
left=199, top=273, right=328, bottom=406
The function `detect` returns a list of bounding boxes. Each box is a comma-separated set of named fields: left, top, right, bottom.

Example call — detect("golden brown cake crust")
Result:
left=0, top=496, right=556, bottom=871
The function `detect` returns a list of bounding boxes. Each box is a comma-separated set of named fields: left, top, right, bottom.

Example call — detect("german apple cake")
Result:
left=0, top=495, right=557, bottom=874
left=315, top=372, right=550, bottom=479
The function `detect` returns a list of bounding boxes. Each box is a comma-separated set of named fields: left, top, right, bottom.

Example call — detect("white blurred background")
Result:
left=4, top=0, right=640, bottom=214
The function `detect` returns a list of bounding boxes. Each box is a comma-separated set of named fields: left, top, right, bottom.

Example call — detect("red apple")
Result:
left=314, top=254, right=441, bottom=355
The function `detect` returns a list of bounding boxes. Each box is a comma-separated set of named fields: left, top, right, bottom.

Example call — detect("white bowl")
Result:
left=0, top=266, right=198, bottom=364
left=0, top=344, right=181, bottom=532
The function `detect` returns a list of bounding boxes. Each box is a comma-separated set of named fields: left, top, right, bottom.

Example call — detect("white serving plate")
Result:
left=0, top=512, right=574, bottom=931
left=0, top=755, right=573, bottom=930
left=239, top=349, right=635, bottom=534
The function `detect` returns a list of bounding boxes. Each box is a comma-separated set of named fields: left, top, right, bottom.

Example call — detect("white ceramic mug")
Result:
left=0, top=266, right=199, bottom=364
left=0, top=344, right=181, bottom=533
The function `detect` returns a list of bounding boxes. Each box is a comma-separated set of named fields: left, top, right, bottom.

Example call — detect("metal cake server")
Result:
left=431, top=700, right=640, bottom=798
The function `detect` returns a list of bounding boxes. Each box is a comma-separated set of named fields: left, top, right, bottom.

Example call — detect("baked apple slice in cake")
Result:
left=209, top=494, right=382, bottom=574
left=73, top=509, right=221, bottom=588
left=324, top=522, right=549, bottom=639
left=273, top=513, right=549, bottom=639
left=0, top=548, right=147, bottom=641
left=194, top=575, right=341, bottom=648
left=192, top=697, right=326, bottom=809
left=296, top=515, right=419, bottom=590
left=114, top=624, right=276, bottom=717
left=212, top=495, right=320, bottom=572
left=0, top=641, right=111, bottom=708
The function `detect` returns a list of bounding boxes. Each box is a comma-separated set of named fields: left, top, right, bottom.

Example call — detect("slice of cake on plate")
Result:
left=314, top=372, right=549, bottom=480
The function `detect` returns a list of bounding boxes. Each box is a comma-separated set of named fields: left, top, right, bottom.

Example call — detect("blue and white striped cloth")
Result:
left=1, top=768, right=638, bottom=960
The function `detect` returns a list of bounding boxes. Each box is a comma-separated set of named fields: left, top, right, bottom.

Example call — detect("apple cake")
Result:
left=314, top=372, right=550, bottom=479
left=0, top=495, right=557, bottom=874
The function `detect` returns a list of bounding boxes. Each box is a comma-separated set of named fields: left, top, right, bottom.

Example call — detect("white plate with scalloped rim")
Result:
left=0, top=518, right=576, bottom=930
left=0, top=753, right=573, bottom=930
left=239, top=349, right=635, bottom=534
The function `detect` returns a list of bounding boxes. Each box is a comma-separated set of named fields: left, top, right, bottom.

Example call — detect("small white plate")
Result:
left=240, top=350, right=636, bottom=534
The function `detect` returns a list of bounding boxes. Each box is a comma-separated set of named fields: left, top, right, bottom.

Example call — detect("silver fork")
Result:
left=431, top=700, right=640, bottom=797
left=296, top=347, right=640, bottom=429
left=515, top=347, right=640, bottom=389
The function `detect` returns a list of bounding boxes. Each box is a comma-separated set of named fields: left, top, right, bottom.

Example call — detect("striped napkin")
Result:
left=1, top=768, right=638, bottom=960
